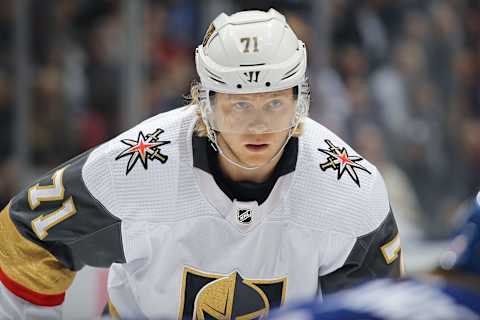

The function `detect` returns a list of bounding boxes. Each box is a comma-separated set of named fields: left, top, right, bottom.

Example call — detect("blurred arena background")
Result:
left=0, top=0, right=479, bottom=318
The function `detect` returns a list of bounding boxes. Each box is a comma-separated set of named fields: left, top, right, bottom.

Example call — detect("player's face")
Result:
left=214, top=88, right=295, bottom=166
left=211, top=88, right=297, bottom=134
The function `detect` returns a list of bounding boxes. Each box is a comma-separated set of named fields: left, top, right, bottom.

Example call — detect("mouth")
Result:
left=245, top=143, right=269, bottom=152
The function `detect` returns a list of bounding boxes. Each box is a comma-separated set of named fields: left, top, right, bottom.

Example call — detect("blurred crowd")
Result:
left=312, top=0, right=480, bottom=238
left=0, top=0, right=479, bottom=240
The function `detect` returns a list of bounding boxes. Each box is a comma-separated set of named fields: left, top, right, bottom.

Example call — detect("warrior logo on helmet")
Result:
left=244, top=71, right=260, bottom=83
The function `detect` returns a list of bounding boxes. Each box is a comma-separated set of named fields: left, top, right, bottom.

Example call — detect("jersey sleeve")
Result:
left=0, top=148, right=125, bottom=315
left=319, top=170, right=403, bottom=295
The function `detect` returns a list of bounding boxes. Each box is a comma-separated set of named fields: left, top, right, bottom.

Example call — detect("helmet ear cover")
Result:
left=292, top=86, right=299, bottom=99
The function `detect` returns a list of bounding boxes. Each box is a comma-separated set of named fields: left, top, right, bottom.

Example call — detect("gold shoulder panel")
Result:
left=0, top=204, right=75, bottom=295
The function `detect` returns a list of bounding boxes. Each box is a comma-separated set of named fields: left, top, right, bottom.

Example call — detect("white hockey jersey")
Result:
left=0, top=105, right=401, bottom=319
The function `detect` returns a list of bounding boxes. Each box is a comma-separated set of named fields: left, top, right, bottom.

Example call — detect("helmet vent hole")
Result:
left=237, top=84, right=242, bottom=89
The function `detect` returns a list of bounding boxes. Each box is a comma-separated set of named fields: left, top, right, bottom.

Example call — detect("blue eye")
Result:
left=233, top=101, right=252, bottom=111
left=266, top=99, right=283, bottom=111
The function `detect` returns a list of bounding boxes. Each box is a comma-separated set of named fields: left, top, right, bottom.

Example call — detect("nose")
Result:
left=247, top=123, right=268, bottom=134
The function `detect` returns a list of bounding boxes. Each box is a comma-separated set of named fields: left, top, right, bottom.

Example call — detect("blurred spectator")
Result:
left=0, top=160, right=17, bottom=209
left=2, top=0, right=480, bottom=241
left=0, top=71, right=12, bottom=162
left=0, top=71, right=14, bottom=208
left=459, top=120, right=480, bottom=192
left=353, top=123, right=424, bottom=241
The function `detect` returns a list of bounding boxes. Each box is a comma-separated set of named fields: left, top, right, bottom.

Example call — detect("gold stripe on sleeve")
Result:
left=0, top=203, right=75, bottom=295
left=108, top=299, right=120, bottom=318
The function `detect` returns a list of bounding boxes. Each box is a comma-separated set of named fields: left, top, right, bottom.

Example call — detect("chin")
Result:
left=243, top=159, right=268, bottom=167
left=240, top=153, right=272, bottom=166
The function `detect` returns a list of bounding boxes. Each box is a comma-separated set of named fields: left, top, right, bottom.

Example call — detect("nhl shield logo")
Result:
left=237, top=209, right=252, bottom=224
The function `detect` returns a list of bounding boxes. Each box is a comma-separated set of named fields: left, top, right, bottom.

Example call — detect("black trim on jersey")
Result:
left=9, top=149, right=126, bottom=271
left=319, top=209, right=401, bottom=295
left=192, top=135, right=298, bottom=205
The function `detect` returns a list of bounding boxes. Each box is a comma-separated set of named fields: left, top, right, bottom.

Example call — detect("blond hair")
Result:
left=187, top=82, right=304, bottom=137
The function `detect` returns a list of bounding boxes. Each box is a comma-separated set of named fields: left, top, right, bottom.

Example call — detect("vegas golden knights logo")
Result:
left=202, top=23, right=216, bottom=47
left=178, top=267, right=287, bottom=320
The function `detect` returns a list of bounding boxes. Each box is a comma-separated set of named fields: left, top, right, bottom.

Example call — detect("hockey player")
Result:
left=270, top=191, right=480, bottom=320
left=0, top=9, right=401, bottom=319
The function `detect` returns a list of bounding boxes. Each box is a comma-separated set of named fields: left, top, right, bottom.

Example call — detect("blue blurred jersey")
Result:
left=270, top=278, right=480, bottom=320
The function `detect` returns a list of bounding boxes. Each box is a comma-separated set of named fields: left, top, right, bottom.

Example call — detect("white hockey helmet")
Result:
left=195, top=8, right=310, bottom=135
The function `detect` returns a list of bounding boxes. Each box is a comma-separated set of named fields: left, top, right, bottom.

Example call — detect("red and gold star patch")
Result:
left=115, top=128, right=170, bottom=175
left=318, top=139, right=371, bottom=187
